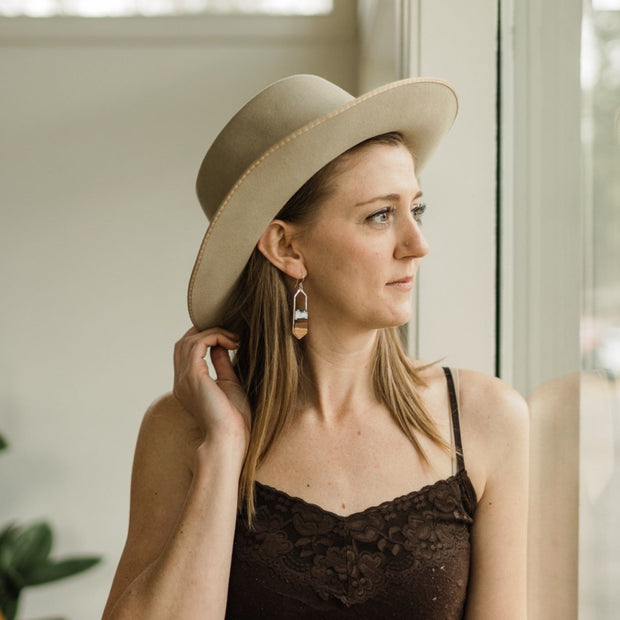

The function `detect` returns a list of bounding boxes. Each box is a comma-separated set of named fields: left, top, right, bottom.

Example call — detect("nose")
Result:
left=394, top=215, right=430, bottom=260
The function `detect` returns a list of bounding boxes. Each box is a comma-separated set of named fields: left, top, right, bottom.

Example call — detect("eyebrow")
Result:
left=354, top=190, right=423, bottom=207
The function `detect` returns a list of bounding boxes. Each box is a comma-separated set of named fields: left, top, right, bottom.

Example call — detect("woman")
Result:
left=103, top=75, right=528, bottom=619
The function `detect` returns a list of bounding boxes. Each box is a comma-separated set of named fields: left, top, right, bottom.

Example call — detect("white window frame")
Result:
left=500, top=0, right=582, bottom=396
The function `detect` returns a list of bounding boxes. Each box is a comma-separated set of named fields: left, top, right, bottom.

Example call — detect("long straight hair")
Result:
left=219, top=132, right=447, bottom=524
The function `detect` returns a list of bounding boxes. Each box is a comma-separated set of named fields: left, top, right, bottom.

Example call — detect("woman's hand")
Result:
left=173, top=327, right=250, bottom=453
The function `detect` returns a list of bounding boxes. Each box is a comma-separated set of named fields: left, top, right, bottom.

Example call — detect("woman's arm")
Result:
left=102, top=328, right=249, bottom=620
left=459, top=370, right=530, bottom=620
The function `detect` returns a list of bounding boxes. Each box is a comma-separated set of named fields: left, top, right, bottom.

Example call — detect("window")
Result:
left=580, top=0, right=620, bottom=616
left=0, top=0, right=333, bottom=17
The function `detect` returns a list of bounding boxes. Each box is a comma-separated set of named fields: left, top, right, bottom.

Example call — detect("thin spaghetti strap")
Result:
left=442, top=367, right=466, bottom=472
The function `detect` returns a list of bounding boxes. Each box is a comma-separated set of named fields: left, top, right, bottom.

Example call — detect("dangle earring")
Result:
left=292, top=278, right=309, bottom=339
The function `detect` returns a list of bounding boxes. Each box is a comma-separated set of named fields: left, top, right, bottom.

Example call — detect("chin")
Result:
left=393, top=304, right=413, bottom=325
left=379, top=309, right=412, bottom=329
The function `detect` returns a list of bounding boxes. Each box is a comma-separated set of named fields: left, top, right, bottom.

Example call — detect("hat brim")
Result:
left=188, top=78, right=458, bottom=329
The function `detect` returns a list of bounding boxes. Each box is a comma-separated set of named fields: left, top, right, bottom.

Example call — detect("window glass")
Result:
left=0, top=0, right=333, bottom=17
left=580, top=0, right=620, bottom=616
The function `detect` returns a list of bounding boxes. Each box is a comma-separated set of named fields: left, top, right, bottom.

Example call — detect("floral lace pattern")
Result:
left=227, top=470, right=477, bottom=619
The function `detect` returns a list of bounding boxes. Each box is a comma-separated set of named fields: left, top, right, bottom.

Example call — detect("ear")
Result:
left=257, top=219, right=307, bottom=280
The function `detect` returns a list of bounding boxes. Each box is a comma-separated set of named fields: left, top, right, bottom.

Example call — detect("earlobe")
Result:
left=257, top=220, right=307, bottom=279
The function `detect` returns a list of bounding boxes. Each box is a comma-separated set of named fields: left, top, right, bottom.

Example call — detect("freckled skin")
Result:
left=295, top=143, right=429, bottom=337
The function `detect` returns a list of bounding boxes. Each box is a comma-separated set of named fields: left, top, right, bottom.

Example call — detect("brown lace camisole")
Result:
left=226, top=367, right=477, bottom=619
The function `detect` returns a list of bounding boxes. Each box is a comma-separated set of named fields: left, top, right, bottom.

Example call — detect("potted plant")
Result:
left=0, top=434, right=101, bottom=620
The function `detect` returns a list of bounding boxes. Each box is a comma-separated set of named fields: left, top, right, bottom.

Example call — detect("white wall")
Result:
left=0, top=4, right=357, bottom=618
left=411, top=0, right=498, bottom=375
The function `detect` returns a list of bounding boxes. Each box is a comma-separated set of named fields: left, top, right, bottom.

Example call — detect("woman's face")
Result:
left=296, top=142, right=429, bottom=335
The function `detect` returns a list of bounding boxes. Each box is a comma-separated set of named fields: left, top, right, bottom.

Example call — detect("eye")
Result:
left=367, top=207, right=394, bottom=225
left=411, top=202, right=427, bottom=224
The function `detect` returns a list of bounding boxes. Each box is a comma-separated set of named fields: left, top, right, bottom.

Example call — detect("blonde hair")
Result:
left=219, top=133, right=446, bottom=524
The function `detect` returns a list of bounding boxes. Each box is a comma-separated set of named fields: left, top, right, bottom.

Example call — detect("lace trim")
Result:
left=234, top=471, right=476, bottom=607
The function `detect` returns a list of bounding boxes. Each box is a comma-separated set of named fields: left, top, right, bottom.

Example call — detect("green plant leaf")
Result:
left=0, top=589, right=19, bottom=620
left=24, top=556, right=101, bottom=586
left=11, top=523, right=53, bottom=574
left=0, top=434, right=7, bottom=452
left=0, top=524, right=21, bottom=572
left=0, top=565, right=25, bottom=592
left=0, top=522, right=19, bottom=539
left=0, top=571, right=22, bottom=620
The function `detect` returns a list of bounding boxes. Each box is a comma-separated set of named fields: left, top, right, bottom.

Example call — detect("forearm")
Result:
left=104, top=440, right=243, bottom=620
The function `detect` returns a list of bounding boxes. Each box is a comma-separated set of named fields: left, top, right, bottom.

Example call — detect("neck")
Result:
left=298, top=326, right=380, bottom=425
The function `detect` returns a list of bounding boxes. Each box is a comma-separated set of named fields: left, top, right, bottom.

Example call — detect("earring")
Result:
left=292, top=278, right=308, bottom=339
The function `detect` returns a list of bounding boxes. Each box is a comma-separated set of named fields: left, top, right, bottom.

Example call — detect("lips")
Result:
left=386, top=276, right=414, bottom=290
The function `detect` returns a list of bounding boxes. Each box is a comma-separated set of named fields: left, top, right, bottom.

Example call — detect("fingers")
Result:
left=175, top=327, right=239, bottom=359
left=178, top=326, right=238, bottom=344
left=210, top=346, right=239, bottom=384
left=172, top=328, right=249, bottom=442
left=174, top=326, right=240, bottom=382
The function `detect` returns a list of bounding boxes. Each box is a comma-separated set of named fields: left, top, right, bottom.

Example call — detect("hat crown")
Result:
left=197, top=75, right=354, bottom=220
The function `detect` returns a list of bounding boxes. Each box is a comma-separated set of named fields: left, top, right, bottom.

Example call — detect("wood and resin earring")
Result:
left=292, top=278, right=308, bottom=339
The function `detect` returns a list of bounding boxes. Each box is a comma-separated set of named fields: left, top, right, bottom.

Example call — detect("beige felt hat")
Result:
left=188, top=74, right=458, bottom=329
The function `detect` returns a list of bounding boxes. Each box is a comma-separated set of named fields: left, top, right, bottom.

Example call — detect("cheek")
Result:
left=302, top=224, right=389, bottom=289
left=308, top=240, right=374, bottom=276
left=308, top=248, right=384, bottom=302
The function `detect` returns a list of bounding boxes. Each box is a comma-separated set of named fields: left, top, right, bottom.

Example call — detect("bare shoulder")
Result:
left=142, top=391, right=192, bottom=427
left=454, top=369, right=529, bottom=499
left=137, top=392, right=202, bottom=474
left=415, top=363, right=528, bottom=428
left=456, top=368, right=529, bottom=439
left=141, top=391, right=199, bottom=439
